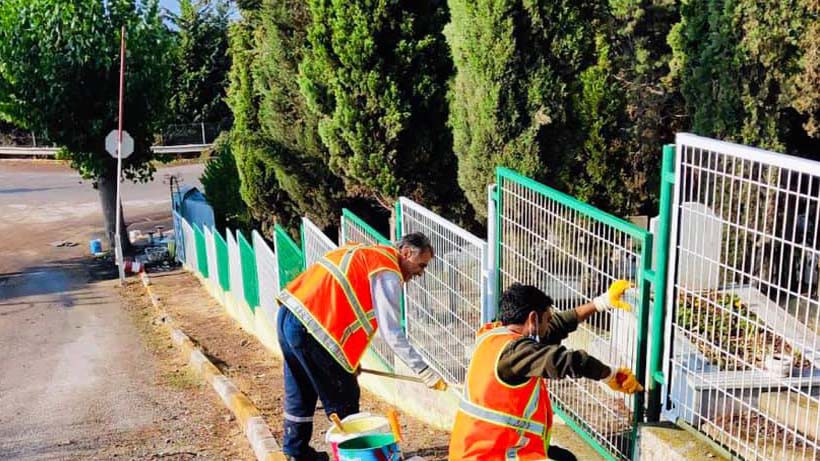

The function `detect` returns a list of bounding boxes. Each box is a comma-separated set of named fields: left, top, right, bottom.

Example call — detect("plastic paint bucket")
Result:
left=337, top=434, right=401, bottom=461
left=89, top=239, right=102, bottom=254
left=325, top=413, right=391, bottom=461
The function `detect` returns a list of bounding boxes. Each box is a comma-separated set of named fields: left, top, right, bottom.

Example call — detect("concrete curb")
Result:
left=140, top=272, right=286, bottom=461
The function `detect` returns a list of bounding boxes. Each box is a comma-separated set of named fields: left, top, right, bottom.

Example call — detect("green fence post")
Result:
left=633, top=232, right=654, bottom=456
left=238, top=231, right=260, bottom=311
left=214, top=229, right=230, bottom=292
left=647, top=143, right=676, bottom=422
left=274, top=224, right=305, bottom=288
left=194, top=224, right=209, bottom=278
left=394, top=200, right=406, bottom=330
left=494, top=170, right=503, bottom=304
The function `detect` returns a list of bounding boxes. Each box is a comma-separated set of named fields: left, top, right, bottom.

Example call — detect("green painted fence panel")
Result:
left=496, top=167, right=652, bottom=461
left=213, top=229, right=230, bottom=292
left=238, top=230, right=260, bottom=311
left=274, top=224, right=304, bottom=289
left=193, top=223, right=209, bottom=278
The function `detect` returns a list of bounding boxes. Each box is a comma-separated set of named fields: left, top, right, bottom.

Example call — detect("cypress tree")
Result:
left=299, top=0, right=465, bottom=218
left=225, top=14, right=299, bottom=235
left=252, top=0, right=346, bottom=229
left=446, top=0, right=600, bottom=218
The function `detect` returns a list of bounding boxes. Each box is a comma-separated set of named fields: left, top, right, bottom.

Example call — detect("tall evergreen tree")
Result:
left=251, top=0, right=345, bottom=229
left=299, top=0, right=465, bottom=218
left=169, top=0, right=232, bottom=125
left=446, top=0, right=600, bottom=218
left=225, top=13, right=299, bottom=235
left=668, top=0, right=820, bottom=155
left=571, top=0, right=683, bottom=217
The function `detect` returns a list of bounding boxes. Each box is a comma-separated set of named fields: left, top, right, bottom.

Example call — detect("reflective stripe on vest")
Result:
left=279, top=290, right=351, bottom=369
left=316, top=258, right=374, bottom=336
left=506, top=382, right=543, bottom=460
left=457, top=398, right=546, bottom=437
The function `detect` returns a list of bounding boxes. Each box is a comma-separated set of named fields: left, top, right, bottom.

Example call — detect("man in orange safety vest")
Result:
left=277, top=232, right=447, bottom=461
left=449, top=281, right=644, bottom=461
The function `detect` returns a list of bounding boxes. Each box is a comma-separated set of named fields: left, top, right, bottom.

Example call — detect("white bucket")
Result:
left=325, top=412, right=391, bottom=461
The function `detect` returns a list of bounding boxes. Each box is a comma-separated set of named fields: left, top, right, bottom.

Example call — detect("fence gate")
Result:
left=496, top=167, right=652, bottom=461
left=664, top=134, right=820, bottom=460
left=397, top=197, right=487, bottom=385
left=340, top=208, right=395, bottom=370
left=301, top=217, right=337, bottom=267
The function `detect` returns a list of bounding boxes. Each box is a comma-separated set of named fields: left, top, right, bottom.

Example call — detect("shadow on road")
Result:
left=0, top=255, right=118, bottom=302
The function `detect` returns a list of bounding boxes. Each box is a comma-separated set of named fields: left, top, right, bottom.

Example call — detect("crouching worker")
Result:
left=276, top=232, right=448, bottom=461
left=449, top=281, right=644, bottom=461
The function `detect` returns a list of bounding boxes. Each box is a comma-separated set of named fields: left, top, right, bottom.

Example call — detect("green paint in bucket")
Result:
left=337, top=434, right=402, bottom=461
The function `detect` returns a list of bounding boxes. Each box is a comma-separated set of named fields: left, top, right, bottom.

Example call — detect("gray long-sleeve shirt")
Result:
left=497, top=310, right=612, bottom=386
left=370, top=271, right=429, bottom=373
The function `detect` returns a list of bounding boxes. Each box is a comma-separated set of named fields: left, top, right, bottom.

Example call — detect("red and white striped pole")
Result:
left=115, top=25, right=126, bottom=284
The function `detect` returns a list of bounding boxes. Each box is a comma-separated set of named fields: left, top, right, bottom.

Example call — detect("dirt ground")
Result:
left=143, top=270, right=451, bottom=460
left=117, top=279, right=257, bottom=460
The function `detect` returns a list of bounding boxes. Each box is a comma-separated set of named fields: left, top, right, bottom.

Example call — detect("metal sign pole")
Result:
left=115, top=25, right=126, bottom=284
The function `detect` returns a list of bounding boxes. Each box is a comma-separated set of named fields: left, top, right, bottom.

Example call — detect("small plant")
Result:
left=677, top=292, right=809, bottom=371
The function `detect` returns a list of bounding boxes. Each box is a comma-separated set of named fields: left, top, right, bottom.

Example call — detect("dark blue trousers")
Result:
left=277, top=306, right=360, bottom=457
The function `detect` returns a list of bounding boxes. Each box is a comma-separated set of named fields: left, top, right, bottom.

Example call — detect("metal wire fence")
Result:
left=496, top=167, right=651, bottom=461
left=665, top=134, right=820, bottom=461
left=397, top=197, right=487, bottom=385
left=302, top=217, right=337, bottom=267
left=340, top=208, right=396, bottom=370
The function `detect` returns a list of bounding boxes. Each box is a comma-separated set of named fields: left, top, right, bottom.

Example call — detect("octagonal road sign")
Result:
left=105, top=130, right=134, bottom=159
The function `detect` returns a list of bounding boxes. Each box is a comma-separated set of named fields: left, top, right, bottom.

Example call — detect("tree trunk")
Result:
left=97, top=168, right=130, bottom=255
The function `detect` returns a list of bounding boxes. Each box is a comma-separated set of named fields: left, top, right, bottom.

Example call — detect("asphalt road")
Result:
left=0, top=161, right=206, bottom=460
left=0, top=161, right=203, bottom=227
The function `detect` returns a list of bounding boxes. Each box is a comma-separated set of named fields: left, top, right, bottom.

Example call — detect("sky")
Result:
left=159, top=0, right=180, bottom=16
left=158, top=0, right=240, bottom=21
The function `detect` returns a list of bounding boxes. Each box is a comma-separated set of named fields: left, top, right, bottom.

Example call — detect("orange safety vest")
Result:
left=449, top=323, right=554, bottom=461
left=277, top=243, right=402, bottom=373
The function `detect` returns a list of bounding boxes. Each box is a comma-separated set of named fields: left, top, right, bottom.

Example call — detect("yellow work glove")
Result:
left=418, top=366, right=448, bottom=391
left=593, top=279, right=633, bottom=312
left=606, top=367, right=644, bottom=394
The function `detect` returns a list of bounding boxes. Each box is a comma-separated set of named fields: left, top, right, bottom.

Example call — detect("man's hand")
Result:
left=593, top=280, right=633, bottom=312
left=418, top=367, right=448, bottom=391
left=607, top=367, right=643, bottom=394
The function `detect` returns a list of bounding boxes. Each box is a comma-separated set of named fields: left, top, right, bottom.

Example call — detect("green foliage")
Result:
left=299, top=0, right=464, bottom=217
left=668, top=0, right=820, bottom=156
left=168, top=0, right=232, bottom=124
left=226, top=15, right=300, bottom=235
left=572, top=35, right=631, bottom=215
left=446, top=0, right=600, bottom=218
left=0, top=0, right=173, bottom=182
left=200, top=134, right=252, bottom=231
left=250, top=0, right=345, bottom=229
